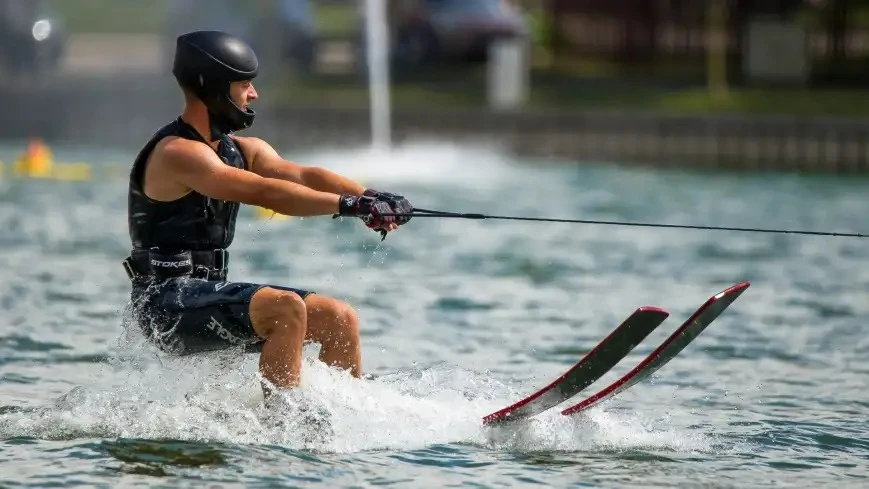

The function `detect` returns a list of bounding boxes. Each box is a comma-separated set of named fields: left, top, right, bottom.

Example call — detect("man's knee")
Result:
left=250, top=287, right=307, bottom=339
left=329, top=299, right=359, bottom=328
left=335, top=301, right=360, bottom=337
left=307, top=295, right=360, bottom=338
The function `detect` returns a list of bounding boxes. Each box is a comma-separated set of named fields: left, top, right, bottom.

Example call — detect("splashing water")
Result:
left=0, top=329, right=716, bottom=456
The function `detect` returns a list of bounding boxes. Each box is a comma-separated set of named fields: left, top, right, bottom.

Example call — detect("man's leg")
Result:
left=247, top=286, right=362, bottom=392
left=141, top=278, right=319, bottom=396
left=248, top=287, right=309, bottom=390
left=303, top=294, right=362, bottom=378
left=249, top=290, right=363, bottom=380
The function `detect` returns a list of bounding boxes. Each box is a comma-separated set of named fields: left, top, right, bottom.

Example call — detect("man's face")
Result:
left=230, top=80, right=258, bottom=111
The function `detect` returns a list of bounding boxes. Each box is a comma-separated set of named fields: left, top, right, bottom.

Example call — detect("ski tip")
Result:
left=715, top=281, right=750, bottom=299
left=636, top=306, right=669, bottom=316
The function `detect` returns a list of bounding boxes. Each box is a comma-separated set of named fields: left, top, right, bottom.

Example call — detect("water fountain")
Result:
left=364, top=0, right=392, bottom=150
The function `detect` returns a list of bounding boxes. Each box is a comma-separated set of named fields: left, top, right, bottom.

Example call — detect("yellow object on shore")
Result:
left=14, top=138, right=54, bottom=177
left=6, top=139, right=92, bottom=181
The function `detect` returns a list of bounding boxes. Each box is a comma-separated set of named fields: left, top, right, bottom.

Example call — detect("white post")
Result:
left=488, top=38, right=528, bottom=111
left=364, top=0, right=392, bottom=149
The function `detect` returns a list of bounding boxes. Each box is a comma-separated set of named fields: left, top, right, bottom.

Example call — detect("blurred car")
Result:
left=164, top=0, right=255, bottom=64
left=165, top=0, right=317, bottom=75
left=357, top=0, right=529, bottom=67
left=0, top=0, right=67, bottom=76
left=271, top=0, right=318, bottom=73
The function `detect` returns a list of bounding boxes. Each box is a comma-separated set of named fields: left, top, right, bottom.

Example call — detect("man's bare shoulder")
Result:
left=158, top=136, right=210, bottom=160
left=152, top=136, right=218, bottom=173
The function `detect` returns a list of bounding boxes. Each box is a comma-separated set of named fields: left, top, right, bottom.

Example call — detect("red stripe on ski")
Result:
left=560, top=281, right=749, bottom=417
left=482, top=306, right=669, bottom=425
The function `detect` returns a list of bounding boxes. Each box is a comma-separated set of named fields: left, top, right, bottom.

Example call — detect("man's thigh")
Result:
left=143, top=279, right=314, bottom=355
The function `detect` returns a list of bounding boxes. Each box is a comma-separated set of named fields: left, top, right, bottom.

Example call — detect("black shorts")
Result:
left=129, top=277, right=313, bottom=355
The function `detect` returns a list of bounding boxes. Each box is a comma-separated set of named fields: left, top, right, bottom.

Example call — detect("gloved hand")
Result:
left=365, top=189, right=413, bottom=226
left=337, top=189, right=414, bottom=239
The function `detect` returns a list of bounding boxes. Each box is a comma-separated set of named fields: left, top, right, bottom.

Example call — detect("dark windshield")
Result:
left=425, top=0, right=505, bottom=15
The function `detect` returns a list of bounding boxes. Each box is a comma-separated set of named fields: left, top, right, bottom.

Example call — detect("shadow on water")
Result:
left=100, top=438, right=228, bottom=477
left=507, top=449, right=687, bottom=467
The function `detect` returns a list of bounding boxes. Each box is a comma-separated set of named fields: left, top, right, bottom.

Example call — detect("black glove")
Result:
left=337, top=189, right=396, bottom=230
left=366, top=190, right=413, bottom=226
left=337, top=189, right=414, bottom=239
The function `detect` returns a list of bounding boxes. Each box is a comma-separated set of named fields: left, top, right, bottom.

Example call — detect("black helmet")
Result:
left=172, top=30, right=259, bottom=141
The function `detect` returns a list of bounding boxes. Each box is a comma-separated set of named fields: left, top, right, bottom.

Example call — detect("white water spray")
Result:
left=0, top=332, right=716, bottom=454
left=364, top=0, right=392, bottom=149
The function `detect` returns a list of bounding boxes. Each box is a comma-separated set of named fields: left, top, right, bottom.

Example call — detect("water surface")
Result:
left=0, top=141, right=867, bottom=488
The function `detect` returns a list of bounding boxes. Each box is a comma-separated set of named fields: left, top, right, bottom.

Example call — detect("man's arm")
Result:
left=237, top=136, right=366, bottom=196
left=162, top=138, right=342, bottom=217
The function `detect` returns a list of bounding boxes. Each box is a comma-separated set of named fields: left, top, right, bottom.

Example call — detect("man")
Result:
left=123, top=30, right=413, bottom=400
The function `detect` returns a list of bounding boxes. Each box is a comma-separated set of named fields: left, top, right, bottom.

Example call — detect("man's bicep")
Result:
left=240, top=136, right=304, bottom=182
left=168, top=148, right=264, bottom=204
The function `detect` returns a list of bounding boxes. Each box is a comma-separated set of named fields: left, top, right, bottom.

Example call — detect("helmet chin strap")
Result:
left=206, top=109, right=234, bottom=141
left=204, top=93, right=256, bottom=141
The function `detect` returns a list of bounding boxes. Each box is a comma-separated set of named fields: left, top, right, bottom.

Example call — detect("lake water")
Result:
left=0, top=141, right=867, bottom=488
